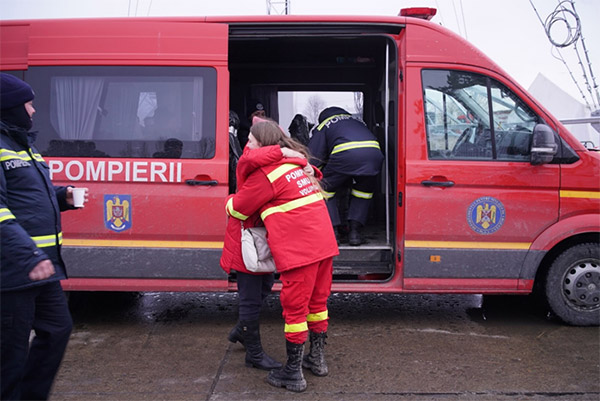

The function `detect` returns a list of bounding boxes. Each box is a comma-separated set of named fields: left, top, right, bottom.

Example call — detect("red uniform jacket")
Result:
left=226, top=152, right=339, bottom=272
left=220, top=145, right=284, bottom=275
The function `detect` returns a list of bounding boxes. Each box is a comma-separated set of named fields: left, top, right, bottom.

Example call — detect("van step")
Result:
left=332, top=245, right=393, bottom=276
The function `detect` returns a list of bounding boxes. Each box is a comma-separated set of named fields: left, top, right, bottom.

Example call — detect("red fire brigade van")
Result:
left=1, top=8, right=598, bottom=325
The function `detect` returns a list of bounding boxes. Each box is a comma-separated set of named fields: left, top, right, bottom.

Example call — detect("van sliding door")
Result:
left=13, top=20, right=230, bottom=289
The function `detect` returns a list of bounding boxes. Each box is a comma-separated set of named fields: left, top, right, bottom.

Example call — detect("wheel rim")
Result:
left=561, top=258, right=600, bottom=310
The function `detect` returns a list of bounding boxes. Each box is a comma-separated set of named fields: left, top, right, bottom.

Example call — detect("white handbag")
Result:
left=241, top=225, right=276, bottom=273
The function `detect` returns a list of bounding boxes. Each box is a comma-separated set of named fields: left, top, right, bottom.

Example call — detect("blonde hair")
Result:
left=250, top=120, right=322, bottom=192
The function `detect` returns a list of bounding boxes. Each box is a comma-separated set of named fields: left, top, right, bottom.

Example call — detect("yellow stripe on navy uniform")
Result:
left=0, top=149, right=30, bottom=162
left=0, top=208, right=16, bottom=222
left=316, top=114, right=350, bottom=130
left=351, top=189, right=373, bottom=199
left=31, top=232, right=63, bottom=248
left=0, top=148, right=44, bottom=162
left=331, top=140, right=380, bottom=155
left=323, top=191, right=335, bottom=199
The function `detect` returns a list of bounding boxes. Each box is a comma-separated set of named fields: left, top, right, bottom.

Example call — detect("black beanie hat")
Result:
left=246, top=99, right=265, bottom=116
left=1, top=73, right=35, bottom=110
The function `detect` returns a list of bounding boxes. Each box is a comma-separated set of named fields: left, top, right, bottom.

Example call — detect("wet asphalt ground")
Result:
left=50, top=291, right=599, bottom=401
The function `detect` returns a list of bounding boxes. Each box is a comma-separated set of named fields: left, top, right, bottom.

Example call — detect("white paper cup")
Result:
left=72, top=188, right=85, bottom=208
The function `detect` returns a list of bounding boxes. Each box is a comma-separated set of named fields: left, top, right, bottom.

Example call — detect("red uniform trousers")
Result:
left=279, top=257, right=333, bottom=344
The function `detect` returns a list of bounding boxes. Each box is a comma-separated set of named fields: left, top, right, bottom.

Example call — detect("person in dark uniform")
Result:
left=237, top=99, right=267, bottom=149
left=308, top=106, right=383, bottom=245
left=0, top=73, right=88, bottom=400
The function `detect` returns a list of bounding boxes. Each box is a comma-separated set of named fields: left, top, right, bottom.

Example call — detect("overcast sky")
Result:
left=1, top=0, right=599, bottom=112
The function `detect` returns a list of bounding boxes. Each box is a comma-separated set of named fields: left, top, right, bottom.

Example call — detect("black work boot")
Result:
left=240, top=320, right=282, bottom=370
left=348, top=220, right=363, bottom=246
left=302, top=331, right=328, bottom=376
left=227, top=321, right=245, bottom=348
left=267, top=340, right=307, bottom=392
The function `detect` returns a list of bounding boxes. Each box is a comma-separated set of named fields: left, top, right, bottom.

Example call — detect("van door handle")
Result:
left=185, top=179, right=218, bottom=186
left=421, top=180, right=454, bottom=187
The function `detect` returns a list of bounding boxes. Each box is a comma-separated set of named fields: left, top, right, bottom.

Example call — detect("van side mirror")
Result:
left=531, top=124, right=558, bottom=165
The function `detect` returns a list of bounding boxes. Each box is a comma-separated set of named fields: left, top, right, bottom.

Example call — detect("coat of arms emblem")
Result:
left=104, top=195, right=131, bottom=232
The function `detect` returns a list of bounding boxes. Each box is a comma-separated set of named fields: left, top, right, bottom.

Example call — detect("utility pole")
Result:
left=266, top=0, right=290, bottom=15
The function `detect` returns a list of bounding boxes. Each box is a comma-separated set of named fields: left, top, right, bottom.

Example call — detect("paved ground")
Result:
left=50, top=291, right=599, bottom=401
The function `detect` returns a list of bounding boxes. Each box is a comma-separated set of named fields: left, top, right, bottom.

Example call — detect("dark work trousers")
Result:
left=236, top=271, right=275, bottom=321
left=1, top=281, right=73, bottom=401
left=321, top=169, right=377, bottom=227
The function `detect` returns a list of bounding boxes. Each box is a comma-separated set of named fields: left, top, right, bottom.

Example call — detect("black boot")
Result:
left=348, top=220, right=363, bottom=246
left=267, top=340, right=307, bottom=392
left=302, top=331, right=328, bottom=376
left=228, top=322, right=245, bottom=347
left=241, top=320, right=282, bottom=370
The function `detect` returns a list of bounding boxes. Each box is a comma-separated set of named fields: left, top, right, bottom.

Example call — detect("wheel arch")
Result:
left=520, top=214, right=600, bottom=290
left=532, top=232, right=600, bottom=294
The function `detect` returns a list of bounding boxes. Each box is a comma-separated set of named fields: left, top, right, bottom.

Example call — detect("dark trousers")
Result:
left=1, top=281, right=73, bottom=401
left=236, top=271, right=274, bottom=321
left=322, top=170, right=377, bottom=226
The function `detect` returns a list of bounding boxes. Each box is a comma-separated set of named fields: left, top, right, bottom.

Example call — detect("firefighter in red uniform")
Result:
left=221, top=129, right=311, bottom=371
left=226, top=120, right=339, bottom=393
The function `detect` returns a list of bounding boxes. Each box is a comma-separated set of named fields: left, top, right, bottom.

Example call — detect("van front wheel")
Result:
left=545, top=243, right=600, bottom=326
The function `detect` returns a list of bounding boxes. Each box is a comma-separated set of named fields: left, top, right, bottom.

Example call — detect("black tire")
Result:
left=545, top=243, right=600, bottom=326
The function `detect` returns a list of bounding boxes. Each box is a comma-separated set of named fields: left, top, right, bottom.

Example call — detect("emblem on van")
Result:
left=104, top=195, right=131, bottom=232
left=467, top=196, right=505, bottom=235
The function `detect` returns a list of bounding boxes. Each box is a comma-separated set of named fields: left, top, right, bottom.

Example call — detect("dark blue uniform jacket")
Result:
left=308, top=107, right=383, bottom=175
left=1, top=122, right=72, bottom=291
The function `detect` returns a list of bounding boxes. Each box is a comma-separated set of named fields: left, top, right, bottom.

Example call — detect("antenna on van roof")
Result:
left=267, top=0, right=291, bottom=15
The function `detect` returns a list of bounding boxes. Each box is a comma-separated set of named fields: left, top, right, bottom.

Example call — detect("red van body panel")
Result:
left=1, top=15, right=598, bottom=303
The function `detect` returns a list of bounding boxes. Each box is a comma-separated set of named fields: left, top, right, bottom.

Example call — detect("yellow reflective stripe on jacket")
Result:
left=31, top=232, right=63, bottom=248
left=0, top=149, right=31, bottom=162
left=284, top=321, right=308, bottom=333
left=351, top=189, right=373, bottom=199
left=260, top=192, right=323, bottom=221
left=0, top=208, right=16, bottom=222
left=331, top=140, right=380, bottom=155
left=226, top=197, right=248, bottom=221
left=323, top=191, right=335, bottom=199
left=307, top=310, right=328, bottom=322
left=0, top=148, right=44, bottom=162
left=267, top=163, right=300, bottom=183
left=31, top=151, right=44, bottom=162
left=316, top=114, right=350, bottom=130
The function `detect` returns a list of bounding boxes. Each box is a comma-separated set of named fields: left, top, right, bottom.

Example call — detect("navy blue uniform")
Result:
left=1, top=121, right=74, bottom=400
left=308, top=107, right=383, bottom=227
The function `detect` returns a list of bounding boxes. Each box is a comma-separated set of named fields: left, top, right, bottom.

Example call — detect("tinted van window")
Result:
left=25, top=66, right=217, bottom=159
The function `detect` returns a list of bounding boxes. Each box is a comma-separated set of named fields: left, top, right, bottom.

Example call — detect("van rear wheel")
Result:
left=545, top=243, right=600, bottom=326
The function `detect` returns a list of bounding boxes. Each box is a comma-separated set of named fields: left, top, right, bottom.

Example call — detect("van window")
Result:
left=422, top=70, right=538, bottom=161
left=25, top=66, right=217, bottom=159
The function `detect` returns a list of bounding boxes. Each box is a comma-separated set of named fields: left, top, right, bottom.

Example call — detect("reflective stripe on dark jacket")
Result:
left=0, top=122, right=72, bottom=291
left=308, top=112, right=384, bottom=175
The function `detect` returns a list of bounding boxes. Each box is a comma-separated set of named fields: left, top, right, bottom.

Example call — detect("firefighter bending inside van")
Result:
left=308, top=106, right=384, bottom=245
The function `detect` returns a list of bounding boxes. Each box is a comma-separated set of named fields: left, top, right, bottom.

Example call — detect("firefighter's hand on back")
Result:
left=281, top=147, right=305, bottom=159
left=29, top=259, right=56, bottom=281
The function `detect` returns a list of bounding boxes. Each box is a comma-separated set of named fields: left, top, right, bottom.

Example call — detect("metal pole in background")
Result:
left=266, top=0, right=290, bottom=15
